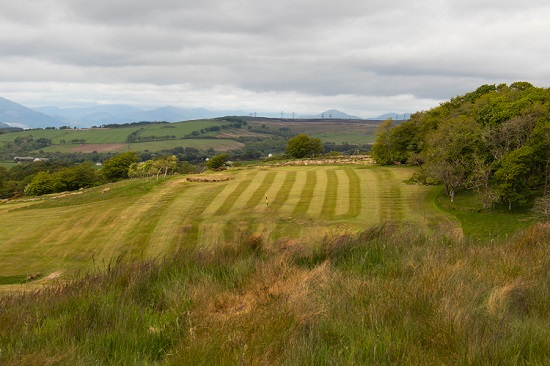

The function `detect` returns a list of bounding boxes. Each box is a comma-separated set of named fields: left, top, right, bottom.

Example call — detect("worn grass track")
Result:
left=0, top=165, right=458, bottom=285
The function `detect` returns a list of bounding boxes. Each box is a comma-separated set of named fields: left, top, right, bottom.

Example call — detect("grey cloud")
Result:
left=1, top=0, right=550, bottom=115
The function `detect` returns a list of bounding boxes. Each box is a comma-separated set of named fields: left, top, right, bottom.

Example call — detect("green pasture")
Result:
left=0, top=161, right=17, bottom=169
left=0, top=120, right=225, bottom=144
left=37, top=138, right=243, bottom=154
left=312, top=131, right=376, bottom=145
left=0, top=165, right=458, bottom=282
left=253, top=120, right=379, bottom=144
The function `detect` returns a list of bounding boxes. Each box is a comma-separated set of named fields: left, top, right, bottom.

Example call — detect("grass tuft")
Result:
left=1, top=223, right=549, bottom=365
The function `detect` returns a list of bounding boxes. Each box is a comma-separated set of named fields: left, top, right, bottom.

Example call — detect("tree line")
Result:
left=371, top=82, right=550, bottom=212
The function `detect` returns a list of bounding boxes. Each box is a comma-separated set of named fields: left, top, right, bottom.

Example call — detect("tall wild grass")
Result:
left=1, top=223, right=549, bottom=365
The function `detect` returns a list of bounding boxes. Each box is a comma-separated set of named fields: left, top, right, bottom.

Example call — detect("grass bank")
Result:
left=1, top=222, right=548, bottom=365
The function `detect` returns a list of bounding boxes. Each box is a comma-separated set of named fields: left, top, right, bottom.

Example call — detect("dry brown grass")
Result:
left=185, top=175, right=235, bottom=182
left=271, top=155, right=374, bottom=166
left=1, top=222, right=548, bottom=365
left=487, top=279, right=533, bottom=318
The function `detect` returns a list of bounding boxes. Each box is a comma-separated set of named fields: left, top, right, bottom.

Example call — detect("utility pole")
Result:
left=281, top=111, right=284, bottom=119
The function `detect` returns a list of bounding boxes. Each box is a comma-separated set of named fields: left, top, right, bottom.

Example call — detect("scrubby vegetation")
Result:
left=1, top=222, right=548, bottom=365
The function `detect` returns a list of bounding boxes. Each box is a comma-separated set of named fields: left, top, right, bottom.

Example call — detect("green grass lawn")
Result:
left=311, top=131, right=377, bottom=145
left=0, top=165, right=457, bottom=280
left=435, top=188, right=537, bottom=240
left=0, top=161, right=17, bottom=169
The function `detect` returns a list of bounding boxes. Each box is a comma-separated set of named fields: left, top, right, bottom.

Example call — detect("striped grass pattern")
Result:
left=0, top=166, right=458, bottom=279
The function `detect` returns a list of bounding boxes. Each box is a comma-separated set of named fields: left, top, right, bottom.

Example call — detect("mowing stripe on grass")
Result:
left=231, top=170, right=268, bottom=211
left=262, top=171, right=286, bottom=210
left=343, top=167, right=362, bottom=218
left=306, top=169, right=328, bottom=218
left=198, top=172, right=255, bottom=217
left=244, top=171, right=277, bottom=208
left=97, top=180, right=188, bottom=261
left=333, top=169, right=350, bottom=217
left=145, top=184, right=204, bottom=257
left=357, top=168, right=381, bottom=225
left=375, top=168, right=405, bottom=222
left=223, top=171, right=284, bottom=243
left=0, top=204, right=117, bottom=274
left=214, top=174, right=257, bottom=216
left=320, top=169, right=338, bottom=220
left=273, top=171, right=297, bottom=208
left=279, top=170, right=306, bottom=216
left=200, top=180, right=240, bottom=217
left=293, top=170, right=317, bottom=216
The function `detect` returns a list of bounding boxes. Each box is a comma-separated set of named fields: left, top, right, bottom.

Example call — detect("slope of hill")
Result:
left=0, top=97, right=64, bottom=128
left=0, top=165, right=547, bottom=365
left=0, top=166, right=458, bottom=278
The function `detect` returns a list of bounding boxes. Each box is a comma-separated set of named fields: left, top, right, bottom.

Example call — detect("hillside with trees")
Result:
left=371, top=82, right=550, bottom=213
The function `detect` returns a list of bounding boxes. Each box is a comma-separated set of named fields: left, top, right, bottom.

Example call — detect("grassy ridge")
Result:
left=0, top=223, right=548, bottom=364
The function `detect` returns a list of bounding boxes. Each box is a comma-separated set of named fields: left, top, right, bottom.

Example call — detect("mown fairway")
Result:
left=0, top=165, right=458, bottom=283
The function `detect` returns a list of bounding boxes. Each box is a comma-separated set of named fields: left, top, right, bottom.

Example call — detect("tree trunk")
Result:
left=544, top=159, right=549, bottom=196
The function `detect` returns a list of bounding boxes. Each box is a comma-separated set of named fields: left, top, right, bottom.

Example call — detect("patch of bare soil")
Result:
left=43, top=271, right=63, bottom=280
left=70, top=143, right=127, bottom=153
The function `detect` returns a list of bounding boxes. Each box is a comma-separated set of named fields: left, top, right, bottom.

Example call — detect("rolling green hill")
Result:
left=0, top=163, right=547, bottom=365
left=0, top=118, right=379, bottom=157
left=0, top=120, right=226, bottom=144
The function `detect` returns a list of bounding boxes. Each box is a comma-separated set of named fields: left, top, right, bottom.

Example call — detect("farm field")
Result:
left=250, top=119, right=379, bottom=145
left=0, top=165, right=458, bottom=284
left=0, top=161, right=17, bottom=169
left=0, top=120, right=226, bottom=144
left=39, top=138, right=244, bottom=153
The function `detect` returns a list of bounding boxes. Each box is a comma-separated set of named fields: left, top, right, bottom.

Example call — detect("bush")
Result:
left=206, top=153, right=229, bottom=170
left=102, top=151, right=138, bottom=181
left=286, top=134, right=324, bottom=158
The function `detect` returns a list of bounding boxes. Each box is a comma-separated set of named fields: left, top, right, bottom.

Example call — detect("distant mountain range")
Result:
left=33, top=105, right=244, bottom=127
left=0, top=96, right=411, bottom=129
left=0, top=97, right=65, bottom=128
left=310, top=109, right=363, bottom=120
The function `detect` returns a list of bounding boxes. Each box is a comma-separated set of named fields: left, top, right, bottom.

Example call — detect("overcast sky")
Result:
left=1, top=0, right=550, bottom=117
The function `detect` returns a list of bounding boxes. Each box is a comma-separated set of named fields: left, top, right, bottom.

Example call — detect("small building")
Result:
left=14, top=157, right=49, bottom=163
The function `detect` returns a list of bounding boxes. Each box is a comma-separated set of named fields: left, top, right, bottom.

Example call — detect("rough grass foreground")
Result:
left=1, top=223, right=549, bottom=365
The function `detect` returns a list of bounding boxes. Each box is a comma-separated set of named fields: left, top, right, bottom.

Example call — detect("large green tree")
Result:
left=285, top=134, right=323, bottom=159
left=370, top=82, right=550, bottom=209
left=102, top=151, right=138, bottom=182
left=423, top=117, right=481, bottom=203
left=371, top=117, right=423, bottom=165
